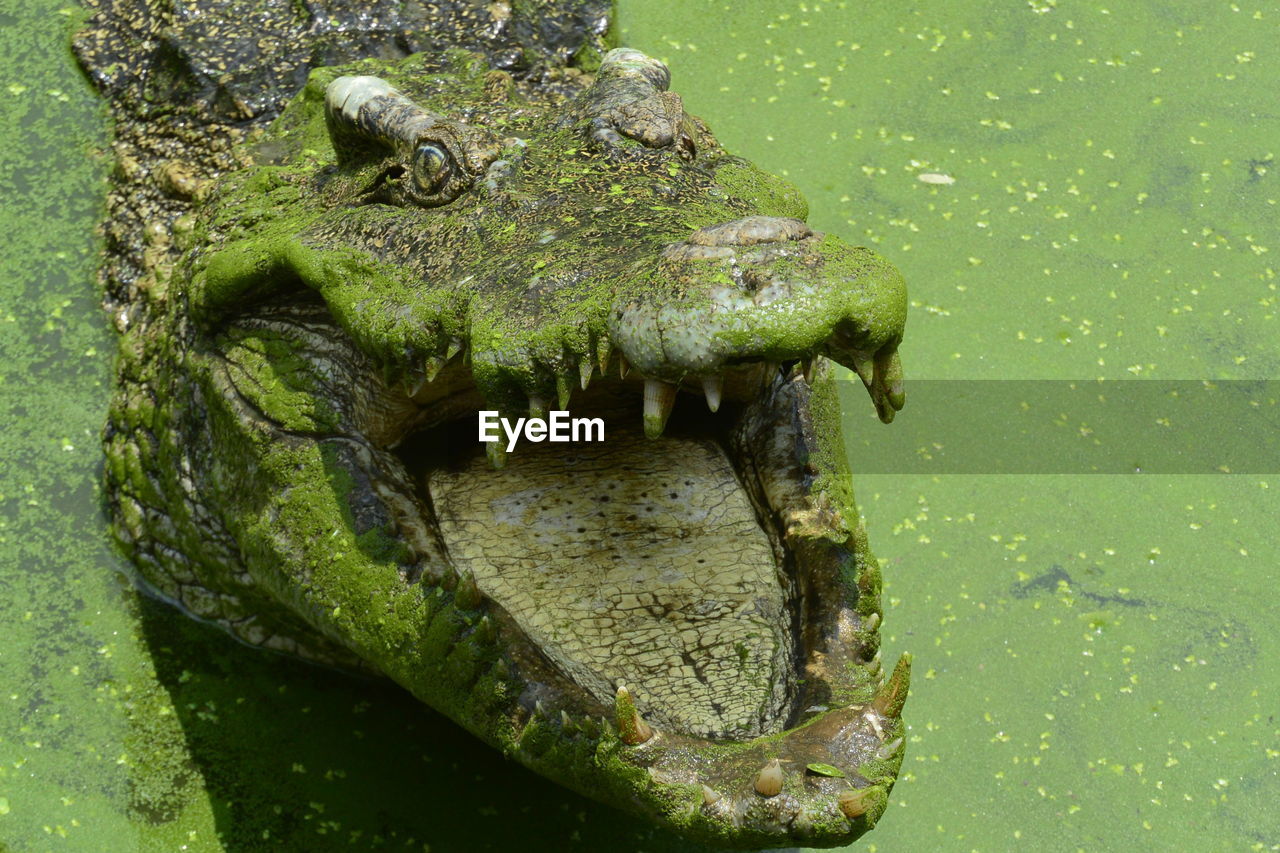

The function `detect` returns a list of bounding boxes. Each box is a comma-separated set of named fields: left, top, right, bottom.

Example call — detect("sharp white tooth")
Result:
left=643, top=379, right=677, bottom=439
left=579, top=357, right=594, bottom=390
left=701, top=785, right=721, bottom=806
left=618, top=353, right=631, bottom=379
left=865, top=612, right=881, bottom=632
left=701, top=375, right=722, bottom=412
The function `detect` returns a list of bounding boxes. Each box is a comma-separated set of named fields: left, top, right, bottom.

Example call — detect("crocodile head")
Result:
left=143, top=47, right=909, bottom=847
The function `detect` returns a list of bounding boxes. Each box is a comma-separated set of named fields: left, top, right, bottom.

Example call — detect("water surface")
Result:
left=1, top=1, right=1275, bottom=850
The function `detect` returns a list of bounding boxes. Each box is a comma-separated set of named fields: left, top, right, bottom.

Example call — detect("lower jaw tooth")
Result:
left=870, top=653, right=911, bottom=718
left=614, top=684, right=654, bottom=745
left=838, top=787, right=872, bottom=819
left=753, top=759, right=784, bottom=797
left=876, top=736, right=904, bottom=760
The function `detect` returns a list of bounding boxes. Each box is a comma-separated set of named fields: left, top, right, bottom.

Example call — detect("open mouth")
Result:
left=361, top=349, right=907, bottom=842
left=214, top=217, right=909, bottom=845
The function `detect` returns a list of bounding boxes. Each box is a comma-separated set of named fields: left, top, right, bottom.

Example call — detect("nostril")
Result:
left=687, top=216, right=813, bottom=247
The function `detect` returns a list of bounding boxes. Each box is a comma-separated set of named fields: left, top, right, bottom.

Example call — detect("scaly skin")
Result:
left=77, top=2, right=911, bottom=847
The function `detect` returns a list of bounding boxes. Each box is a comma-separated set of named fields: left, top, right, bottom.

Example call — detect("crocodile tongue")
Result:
left=429, top=412, right=794, bottom=739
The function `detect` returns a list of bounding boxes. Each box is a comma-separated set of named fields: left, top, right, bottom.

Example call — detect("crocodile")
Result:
left=75, top=0, right=911, bottom=847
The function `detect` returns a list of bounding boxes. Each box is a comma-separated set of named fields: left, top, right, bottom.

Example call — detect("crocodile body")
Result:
left=75, top=1, right=911, bottom=846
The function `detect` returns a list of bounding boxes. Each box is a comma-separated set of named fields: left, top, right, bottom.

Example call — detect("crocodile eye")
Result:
left=412, top=143, right=452, bottom=194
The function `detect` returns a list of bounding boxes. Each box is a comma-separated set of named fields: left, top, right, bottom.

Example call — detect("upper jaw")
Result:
left=609, top=215, right=908, bottom=424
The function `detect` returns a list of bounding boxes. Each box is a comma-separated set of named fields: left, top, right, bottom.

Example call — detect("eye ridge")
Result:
left=412, top=142, right=453, bottom=194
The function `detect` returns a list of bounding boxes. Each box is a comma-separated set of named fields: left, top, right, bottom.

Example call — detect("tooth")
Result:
left=865, top=612, right=881, bottom=632
left=885, top=350, right=905, bottom=410
left=870, top=348, right=905, bottom=423
left=579, top=357, right=594, bottom=390
left=851, top=350, right=874, bottom=389
left=424, top=355, right=446, bottom=382
left=876, top=737, right=904, bottom=760
left=643, top=379, right=677, bottom=439
left=486, top=440, right=506, bottom=470
left=556, top=373, right=572, bottom=409
left=446, top=338, right=463, bottom=361
left=580, top=716, right=600, bottom=739
left=473, top=614, right=494, bottom=645
left=618, top=353, right=631, bottom=379
left=560, top=710, right=574, bottom=732
left=535, top=699, right=546, bottom=717
left=701, top=785, right=721, bottom=806
left=528, top=395, right=548, bottom=420
left=701, top=375, right=722, bottom=412
left=870, top=652, right=911, bottom=718
left=838, top=787, right=872, bottom=819
left=753, top=759, right=784, bottom=797
left=802, top=357, right=817, bottom=384
left=596, top=339, right=612, bottom=375
left=454, top=572, right=482, bottom=610
left=614, top=683, right=653, bottom=745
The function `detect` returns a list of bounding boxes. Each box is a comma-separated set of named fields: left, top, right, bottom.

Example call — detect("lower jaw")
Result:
left=383, top=362, right=907, bottom=846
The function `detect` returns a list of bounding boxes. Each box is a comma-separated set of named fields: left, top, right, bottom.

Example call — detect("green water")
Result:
left=1, top=0, right=1275, bottom=850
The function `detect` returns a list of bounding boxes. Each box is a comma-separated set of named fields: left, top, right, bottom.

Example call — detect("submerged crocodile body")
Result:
left=76, top=1, right=911, bottom=846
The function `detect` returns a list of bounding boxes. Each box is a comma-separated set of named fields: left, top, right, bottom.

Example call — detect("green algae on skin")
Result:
left=190, top=49, right=907, bottom=411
